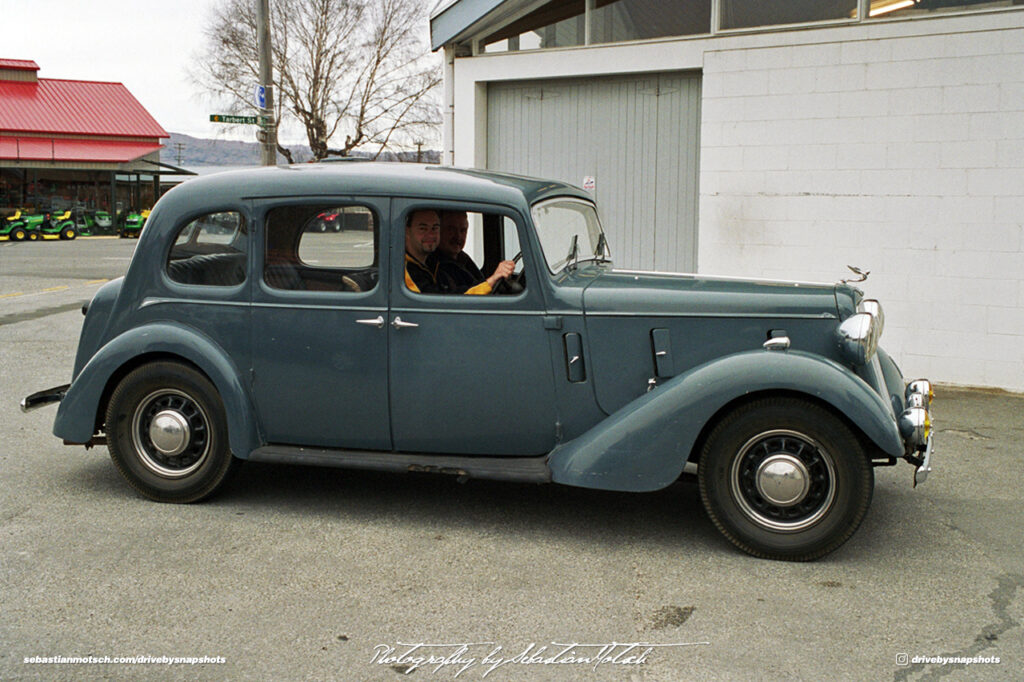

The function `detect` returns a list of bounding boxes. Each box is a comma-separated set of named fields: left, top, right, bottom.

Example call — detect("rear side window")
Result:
left=264, top=204, right=379, bottom=292
left=166, top=212, right=247, bottom=286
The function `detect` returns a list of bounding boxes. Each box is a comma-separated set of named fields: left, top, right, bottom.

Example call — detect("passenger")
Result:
left=404, top=209, right=444, bottom=293
left=404, top=209, right=510, bottom=295
left=436, top=210, right=515, bottom=294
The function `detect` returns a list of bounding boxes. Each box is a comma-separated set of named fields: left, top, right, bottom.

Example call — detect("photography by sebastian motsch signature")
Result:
left=370, top=640, right=710, bottom=677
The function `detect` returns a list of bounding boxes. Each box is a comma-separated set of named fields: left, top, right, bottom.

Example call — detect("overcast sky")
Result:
left=1, top=0, right=438, bottom=147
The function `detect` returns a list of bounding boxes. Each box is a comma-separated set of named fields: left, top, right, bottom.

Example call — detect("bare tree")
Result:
left=193, top=0, right=441, bottom=162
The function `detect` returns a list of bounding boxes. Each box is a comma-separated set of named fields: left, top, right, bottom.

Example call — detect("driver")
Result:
left=404, top=209, right=504, bottom=295
left=436, top=210, right=515, bottom=294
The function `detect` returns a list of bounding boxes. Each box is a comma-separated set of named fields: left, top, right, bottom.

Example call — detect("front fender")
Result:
left=53, top=322, right=261, bottom=457
left=548, top=350, right=902, bottom=492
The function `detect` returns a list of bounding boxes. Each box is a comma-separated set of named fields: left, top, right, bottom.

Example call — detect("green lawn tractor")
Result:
left=41, top=210, right=82, bottom=240
left=119, top=209, right=150, bottom=238
left=1, top=210, right=45, bottom=241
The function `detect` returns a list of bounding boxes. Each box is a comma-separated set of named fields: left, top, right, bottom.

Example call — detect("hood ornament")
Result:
left=841, top=265, right=869, bottom=284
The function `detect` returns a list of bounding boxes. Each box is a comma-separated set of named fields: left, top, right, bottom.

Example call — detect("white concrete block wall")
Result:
left=446, top=10, right=1024, bottom=391
left=700, top=20, right=1024, bottom=391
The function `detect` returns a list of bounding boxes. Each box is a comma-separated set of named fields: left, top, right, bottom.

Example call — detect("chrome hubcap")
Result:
left=131, top=389, right=210, bottom=478
left=731, top=429, right=836, bottom=533
left=149, top=410, right=191, bottom=456
left=755, top=454, right=810, bottom=507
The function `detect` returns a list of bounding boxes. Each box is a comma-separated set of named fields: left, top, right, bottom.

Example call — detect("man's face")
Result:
left=439, top=212, right=469, bottom=258
left=405, top=210, right=440, bottom=261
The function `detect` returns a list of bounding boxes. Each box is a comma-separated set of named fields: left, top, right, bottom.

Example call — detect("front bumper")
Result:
left=911, top=431, right=934, bottom=487
left=897, top=379, right=934, bottom=486
left=20, top=384, right=70, bottom=413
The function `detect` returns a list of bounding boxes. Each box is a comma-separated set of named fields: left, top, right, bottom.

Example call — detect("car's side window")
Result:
left=264, top=204, right=378, bottom=293
left=404, top=209, right=524, bottom=296
left=166, top=211, right=247, bottom=286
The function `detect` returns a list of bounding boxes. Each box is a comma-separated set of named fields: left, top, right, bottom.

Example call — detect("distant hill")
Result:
left=164, top=132, right=439, bottom=167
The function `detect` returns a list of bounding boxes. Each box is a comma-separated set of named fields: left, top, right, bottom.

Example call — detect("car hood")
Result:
left=581, top=268, right=842, bottom=319
left=575, top=268, right=847, bottom=416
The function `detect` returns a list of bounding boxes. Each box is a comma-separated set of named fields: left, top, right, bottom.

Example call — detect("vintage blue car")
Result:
left=22, top=163, right=934, bottom=561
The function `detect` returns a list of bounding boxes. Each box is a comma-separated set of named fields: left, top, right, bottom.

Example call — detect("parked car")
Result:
left=22, top=163, right=934, bottom=561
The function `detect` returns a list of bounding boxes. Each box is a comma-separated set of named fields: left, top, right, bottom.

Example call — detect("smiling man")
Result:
left=404, top=209, right=507, bottom=295
left=404, top=209, right=442, bottom=293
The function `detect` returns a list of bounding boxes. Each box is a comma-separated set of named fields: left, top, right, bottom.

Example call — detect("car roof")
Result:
left=169, top=162, right=592, bottom=207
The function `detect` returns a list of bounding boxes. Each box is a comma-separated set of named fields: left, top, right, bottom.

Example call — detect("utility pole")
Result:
left=256, top=0, right=277, bottom=166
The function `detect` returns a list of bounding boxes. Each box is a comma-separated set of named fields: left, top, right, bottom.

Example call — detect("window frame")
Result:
left=163, top=208, right=249, bottom=289
left=261, top=199, right=383, bottom=295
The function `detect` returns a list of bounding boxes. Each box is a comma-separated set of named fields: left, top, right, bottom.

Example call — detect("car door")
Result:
left=251, top=197, right=391, bottom=449
left=387, top=200, right=558, bottom=456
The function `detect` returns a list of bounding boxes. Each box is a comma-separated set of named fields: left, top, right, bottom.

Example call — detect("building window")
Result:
left=592, top=0, right=712, bottom=42
left=483, top=0, right=585, bottom=52
left=719, top=0, right=859, bottom=30
left=867, top=0, right=1019, bottom=19
left=482, top=0, right=712, bottom=53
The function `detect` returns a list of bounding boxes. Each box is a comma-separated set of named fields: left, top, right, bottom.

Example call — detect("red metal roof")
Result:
left=0, top=136, right=162, bottom=163
left=0, top=58, right=39, bottom=71
left=0, top=78, right=168, bottom=138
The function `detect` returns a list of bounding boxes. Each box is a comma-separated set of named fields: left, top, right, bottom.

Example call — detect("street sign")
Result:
left=210, top=114, right=259, bottom=124
left=254, top=84, right=267, bottom=110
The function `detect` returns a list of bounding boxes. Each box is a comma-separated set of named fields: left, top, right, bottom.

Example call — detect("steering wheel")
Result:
left=493, top=251, right=525, bottom=295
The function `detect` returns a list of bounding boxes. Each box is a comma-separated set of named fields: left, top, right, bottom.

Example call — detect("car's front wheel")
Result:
left=698, top=398, right=873, bottom=561
left=105, top=361, right=238, bottom=503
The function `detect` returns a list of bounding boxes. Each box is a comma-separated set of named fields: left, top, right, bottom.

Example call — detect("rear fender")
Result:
left=548, top=350, right=902, bottom=492
left=53, top=322, right=261, bottom=457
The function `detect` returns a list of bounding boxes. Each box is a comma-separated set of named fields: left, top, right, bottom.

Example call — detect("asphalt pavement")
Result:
left=0, top=237, right=1021, bottom=681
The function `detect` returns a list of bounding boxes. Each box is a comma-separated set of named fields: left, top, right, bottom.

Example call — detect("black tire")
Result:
left=698, top=398, right=873, bottom=561
left=105, top=361, right=239, bottom=503
left=61, top=227, right=76, bottom=240
left=11, top=227, right=27, bottom=241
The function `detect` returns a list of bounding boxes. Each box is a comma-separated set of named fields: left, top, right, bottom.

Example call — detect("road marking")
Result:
left=0, top=279, right=109, bottom=301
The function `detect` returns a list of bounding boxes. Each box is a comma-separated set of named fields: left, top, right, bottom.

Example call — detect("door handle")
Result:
left=391, top=316, right=419, bottom=329
left=355, top=315, right=384, bottom=328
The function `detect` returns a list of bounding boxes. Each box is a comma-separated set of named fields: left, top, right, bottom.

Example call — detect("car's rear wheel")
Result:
left=698, top=398, right=873, bottom=561
left=105, top=361, right=238, bottom=503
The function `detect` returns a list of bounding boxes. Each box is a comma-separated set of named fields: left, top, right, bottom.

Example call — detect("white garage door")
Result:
left=487, top=71, right=701, bottom=272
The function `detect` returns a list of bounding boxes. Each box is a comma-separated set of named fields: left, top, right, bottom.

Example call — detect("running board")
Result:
left=248, top=445, right=552, bottom=484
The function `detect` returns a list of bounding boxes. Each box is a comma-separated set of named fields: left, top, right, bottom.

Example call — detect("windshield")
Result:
left=531, top=198, right=610, bottom=273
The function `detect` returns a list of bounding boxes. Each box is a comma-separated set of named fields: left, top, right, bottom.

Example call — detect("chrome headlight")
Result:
left=898, top=406, right=931, bottom=446
left=906, top=379, right=934, bottom=408
left=837, top=299, right=883, bottom=365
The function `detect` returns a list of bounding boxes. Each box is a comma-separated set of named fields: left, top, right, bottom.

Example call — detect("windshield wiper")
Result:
left=565, top=234, right=580, bottom=271
left=594, top=232, right=611, bottom=262
left=551, top=234, right=580, bottom=273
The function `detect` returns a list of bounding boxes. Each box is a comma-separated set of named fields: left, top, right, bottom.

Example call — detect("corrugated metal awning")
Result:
left=0, top=136, right=163, bottom=163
